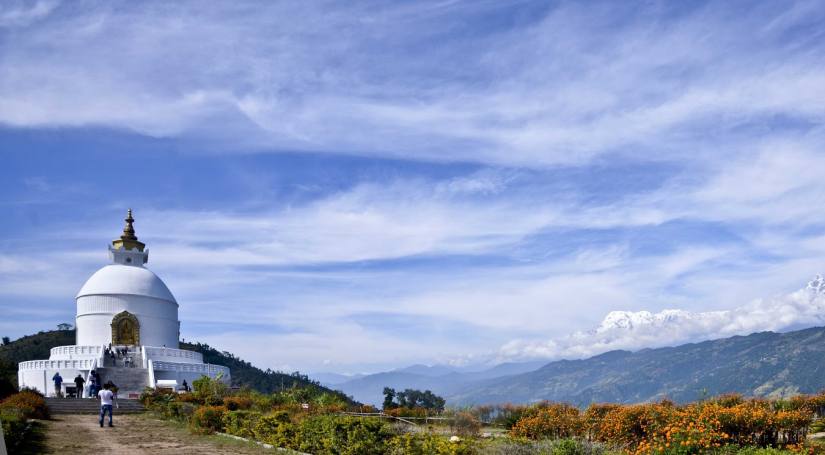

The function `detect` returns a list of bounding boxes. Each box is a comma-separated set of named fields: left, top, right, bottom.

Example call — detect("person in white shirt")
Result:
left=98, top=384, right=115, bottom=427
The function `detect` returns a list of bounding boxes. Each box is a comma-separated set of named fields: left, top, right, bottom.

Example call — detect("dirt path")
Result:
left=42, top=414, right=273, bottom=454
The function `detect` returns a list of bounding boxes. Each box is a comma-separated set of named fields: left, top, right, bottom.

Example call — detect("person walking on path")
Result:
left=52, top=372, right=63, bottom=397
left=98, top=383, right=115, bottom=427
left=74, top=374, right=85, bottom=398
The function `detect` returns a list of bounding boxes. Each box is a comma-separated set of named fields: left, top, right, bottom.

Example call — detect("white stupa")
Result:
left=18, top=210, right=230, bottom=397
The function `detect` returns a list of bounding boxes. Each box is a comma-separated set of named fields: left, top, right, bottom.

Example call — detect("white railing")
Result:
left=19, top=359, right=97, bottom=371
left=143, top=346, right=203, bottom=364
left=151, top=361, right=230, bottom=376
left=50, top=345, right=104, bottom=359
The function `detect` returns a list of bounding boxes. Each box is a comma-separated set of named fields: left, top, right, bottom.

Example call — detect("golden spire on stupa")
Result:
left=112, top=209, right=146, bottom=252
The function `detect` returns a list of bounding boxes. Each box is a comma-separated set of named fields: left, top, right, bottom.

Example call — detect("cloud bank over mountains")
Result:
left=498, top=276, right=825, bottom=363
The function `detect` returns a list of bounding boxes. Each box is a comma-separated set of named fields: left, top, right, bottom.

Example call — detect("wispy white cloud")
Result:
left=0, top=0, right=60, bottom=27
left=2, top=2, right=824, bottom=166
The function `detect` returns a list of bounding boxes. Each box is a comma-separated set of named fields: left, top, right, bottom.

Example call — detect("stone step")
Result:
left=46, top=398, right=146, bottom=414
left=95, top=367, right=150, bottom=395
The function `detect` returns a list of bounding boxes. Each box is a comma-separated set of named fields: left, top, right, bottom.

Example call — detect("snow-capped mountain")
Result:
left=805, top=274, right=825, bottom=294
left=498, top=275, right=825, bottom=362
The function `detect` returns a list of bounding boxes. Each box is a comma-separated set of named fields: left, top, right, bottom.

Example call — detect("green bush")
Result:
left=713, top=447, right=792, bottom=455
left=250, top=393, right=277, bottom=412
left=551, top=438, right=586, bottom=455
left=450, top=411, right=482, bottom=437
left=475, top=438, right=613, bottom=455
left=222, top=410, right=262, bottom=438
left=190, top=405, right=227, bottom=434
left=180, top=402, right=198, bottom=421
left=388, top=432, right=475, bottom=455
left=139, top=387, right=176, bottom=408
left=294, top=415, right=394, bottom=455
left=1, top=413, right=29, bottom=452
left=162, top=401, right=185, bottom=420
left=193, top=375, right=228, bottom=406
left=252, top=411, right=296, bottom=447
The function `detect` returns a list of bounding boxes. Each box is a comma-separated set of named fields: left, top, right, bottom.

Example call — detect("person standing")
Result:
left=74, top=374, right=85, bottom=398
left=98, top=383, right=115, bottom=427
left=52, top=372, right=63, bottom=397
left=88, top=373, right=97, bottom=399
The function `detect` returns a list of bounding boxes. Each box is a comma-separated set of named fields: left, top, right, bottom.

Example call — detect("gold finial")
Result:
left=112, top=209, right=145, bottom=252
left=121, top=209, right=137, bottom=241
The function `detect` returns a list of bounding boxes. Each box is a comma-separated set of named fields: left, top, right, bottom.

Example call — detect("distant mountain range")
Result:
left=313, top=360, right=548, bottom=405
left=319, top=326, right=825, bottom=406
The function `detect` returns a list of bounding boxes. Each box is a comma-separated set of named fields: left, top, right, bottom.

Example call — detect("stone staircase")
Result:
left=96, top=366, right=150, bottom=398
left=46, top=398, right=145, bottom=414
left=102, top=348, right=143, bottom=369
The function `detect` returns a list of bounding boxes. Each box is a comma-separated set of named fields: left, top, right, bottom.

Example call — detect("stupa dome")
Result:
left=76, top=264, right=176, bottom=304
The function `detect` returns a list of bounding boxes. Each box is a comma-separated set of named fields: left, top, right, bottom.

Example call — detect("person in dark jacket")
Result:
left=74, top=374, right=86, bottom=398
left=52, top=372, right=63, bottom=397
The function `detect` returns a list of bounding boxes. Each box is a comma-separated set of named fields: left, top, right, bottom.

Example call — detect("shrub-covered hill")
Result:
left=0, top=330, right=353, bottom=404
left=179, top=340, right=354, bottom=403
left=0, top=329, right=76, bottom=397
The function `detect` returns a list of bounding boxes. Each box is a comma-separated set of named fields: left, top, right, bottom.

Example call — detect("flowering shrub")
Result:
left=222, top=410, right=262, bottom=438
left=252, top=411, right=295, bottom=447
left=511, top=403, right=584, bottom=440
left=584, top=404, right=622, bottom=441
left=0, top=389, right=49, bottom=420
left=294, top=415, right=395, bottom=455
left=178, top=392, right=204, bottom=404
left=223, top=396, right=253, bottom=411
left=595, top=402, right=675, bottom=448
left=512, top=397, right=815, bottom=454
left=190, top=405, right=227, bottom=434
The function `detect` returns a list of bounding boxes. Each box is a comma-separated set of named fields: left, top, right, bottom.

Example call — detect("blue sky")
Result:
left=2, top=0, right=825, bottom=374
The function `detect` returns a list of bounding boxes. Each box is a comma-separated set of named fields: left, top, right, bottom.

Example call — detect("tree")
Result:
left=421, top=390, right=445, bottom=412
left=382, top=387, right=445, bottom=412
left=1, top=336, right=9, bottom=345
left=382, top=387, right=396, bottom=410
left=57, top=323, right=73, bottom=331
